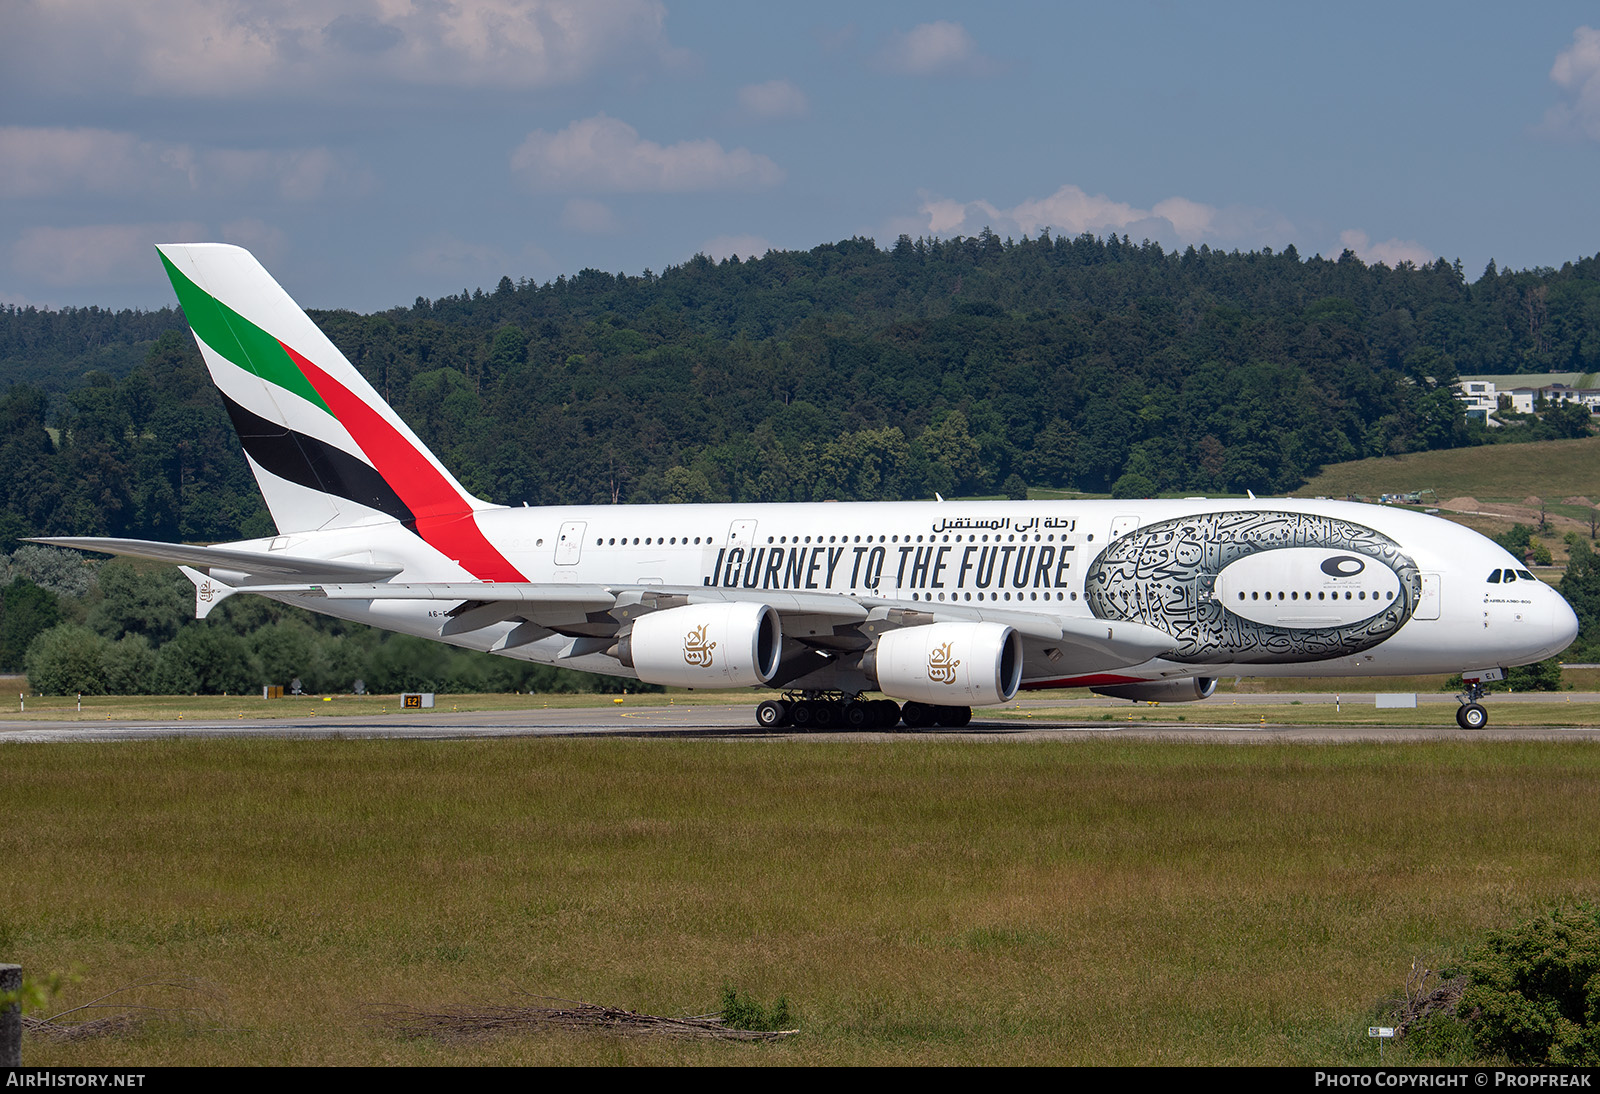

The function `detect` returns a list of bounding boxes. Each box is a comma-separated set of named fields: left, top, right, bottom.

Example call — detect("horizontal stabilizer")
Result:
left=29, top=536, right=404, bottom=583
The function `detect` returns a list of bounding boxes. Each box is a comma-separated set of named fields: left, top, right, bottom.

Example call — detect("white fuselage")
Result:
left=225, top=496, right=1579, bottom=691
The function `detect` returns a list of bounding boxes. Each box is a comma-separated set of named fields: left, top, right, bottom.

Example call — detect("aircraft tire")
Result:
left=812, top=701, right=839, bottom=728
left=901, top=701, right=935, bottom=729
left=755, top=700, right=789, bottom=728
left=935, top=705, right=972, bottom=727
left=877, top=700, right=902, bottom=728
left=1457, top=702, right=1488, bottom=730
left=790, top=701, right=815, bottom=729
left=844, top=702, right=870, bottom=729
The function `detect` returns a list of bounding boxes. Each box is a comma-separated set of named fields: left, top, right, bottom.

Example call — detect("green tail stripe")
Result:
left=160, top=252, right=332, bottom=415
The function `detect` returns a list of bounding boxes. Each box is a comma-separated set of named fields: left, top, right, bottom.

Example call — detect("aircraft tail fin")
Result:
left=157, top=243, right=486, bottom=537
left=158, top=243, right=526, bottom=581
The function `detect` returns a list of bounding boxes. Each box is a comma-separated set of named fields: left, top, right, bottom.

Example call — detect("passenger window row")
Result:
left=1237, top=590, right=1394, bottom=602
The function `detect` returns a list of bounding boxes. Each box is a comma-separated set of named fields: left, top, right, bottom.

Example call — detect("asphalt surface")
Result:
left=4, top=693, right=1599, bottom=744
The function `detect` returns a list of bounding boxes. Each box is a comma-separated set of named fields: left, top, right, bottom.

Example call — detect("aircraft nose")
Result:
left=1550, top=593, right=1580, bottom=658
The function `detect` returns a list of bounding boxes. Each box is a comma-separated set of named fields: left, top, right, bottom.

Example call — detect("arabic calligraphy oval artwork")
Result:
left=1083, top=511, right=1422, bottom=664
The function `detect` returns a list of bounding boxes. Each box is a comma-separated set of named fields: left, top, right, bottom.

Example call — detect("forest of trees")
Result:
left=6, top=230, right=1600, bottom=550
left=4, top=229, right=1600, bottom=691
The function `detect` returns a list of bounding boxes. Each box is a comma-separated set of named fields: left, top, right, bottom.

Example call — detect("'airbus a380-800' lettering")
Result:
left=38, top=244, right=1580, bottom=730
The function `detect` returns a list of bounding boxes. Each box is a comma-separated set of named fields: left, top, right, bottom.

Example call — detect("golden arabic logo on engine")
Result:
left=683, top=624, right=717, bottom=667
left=927, top=641, right=960, bottom=684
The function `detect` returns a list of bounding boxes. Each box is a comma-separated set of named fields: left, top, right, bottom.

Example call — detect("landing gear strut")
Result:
left=1456, top=679, right=1489, bottom=730
left=752, top=693, right=973, bottom=731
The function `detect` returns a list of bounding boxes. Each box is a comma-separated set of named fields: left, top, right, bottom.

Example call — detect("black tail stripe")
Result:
left=220, top=392, right=415, bottom=524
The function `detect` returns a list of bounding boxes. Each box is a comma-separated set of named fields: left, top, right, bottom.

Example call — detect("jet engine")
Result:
left=1091, top=677, right=1218, bottom=703
left=616, top=602, right=782, bottom=689
left=864, top=621, right=1023, bottom=706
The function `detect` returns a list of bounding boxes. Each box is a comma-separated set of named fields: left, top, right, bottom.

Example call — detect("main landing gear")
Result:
left=753, top=693, right=973, bottom=730
left=1455, top=679, right=1490, bottom=730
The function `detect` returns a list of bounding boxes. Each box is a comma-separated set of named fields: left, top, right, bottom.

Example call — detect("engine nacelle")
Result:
left=865, top=621, right=1022, bottom=706
left=1091, top=677, right=1217, bottom=703
left=619, top=602, right=782, bottom=689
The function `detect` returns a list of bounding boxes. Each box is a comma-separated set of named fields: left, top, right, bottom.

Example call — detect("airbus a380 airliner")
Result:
left=38, top=244, right=1580, bottom=730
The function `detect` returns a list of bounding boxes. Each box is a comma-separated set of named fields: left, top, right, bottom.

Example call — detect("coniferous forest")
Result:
left=5, top=230, right=1600, bottom=690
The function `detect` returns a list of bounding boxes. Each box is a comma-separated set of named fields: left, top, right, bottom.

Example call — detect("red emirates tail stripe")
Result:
left=283, top=342, right=527, bottom=582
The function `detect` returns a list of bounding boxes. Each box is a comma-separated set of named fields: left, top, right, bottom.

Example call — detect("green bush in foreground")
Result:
left=1438, top=906, right=1600, bottom=1065
left=719, top=986, right=793, bottom=1032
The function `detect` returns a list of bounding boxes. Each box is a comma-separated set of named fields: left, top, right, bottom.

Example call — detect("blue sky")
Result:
left=4, top=1, right=1600, bottom=311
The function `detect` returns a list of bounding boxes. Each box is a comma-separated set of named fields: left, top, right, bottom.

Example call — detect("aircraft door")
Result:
left=727, top=519, right=758, bottom=549
left=1416, top=573, right=1441, bottom=620
left=555, top=521, right=586, bottom=566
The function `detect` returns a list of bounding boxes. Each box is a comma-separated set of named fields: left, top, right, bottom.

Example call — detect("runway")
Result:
left=5, top=693, right=1600, bottom=743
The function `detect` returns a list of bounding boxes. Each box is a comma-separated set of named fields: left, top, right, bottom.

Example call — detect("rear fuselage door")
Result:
left=1109, top=515, right=1140, bottom=541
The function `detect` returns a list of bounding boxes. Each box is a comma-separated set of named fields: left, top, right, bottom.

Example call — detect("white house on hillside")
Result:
left=1454, top=373, right=1600, bottom=425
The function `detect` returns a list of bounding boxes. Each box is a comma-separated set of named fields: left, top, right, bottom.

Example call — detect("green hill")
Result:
left=1291, top=436, right=1600, bottom=504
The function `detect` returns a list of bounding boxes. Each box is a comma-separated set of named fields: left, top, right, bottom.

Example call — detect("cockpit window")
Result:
left=1487, top=570, right=1501, bottom=583
left=1503, top=569, right=1516, bottom=582
left=1517, top=569, right=1536, bottom=581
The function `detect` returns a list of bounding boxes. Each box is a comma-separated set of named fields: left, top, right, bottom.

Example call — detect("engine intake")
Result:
left=1091, top=677, right=1218, bottom=703
left=865, top=621, right=1022, bottom=706
left=618, top=602, right=782, bottom=689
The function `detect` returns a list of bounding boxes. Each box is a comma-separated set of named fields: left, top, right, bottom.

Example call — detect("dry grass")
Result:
left=998, top=699, right=1600, bottom=727
left=1292, top=436, right=1600, bottom=504
left=371, top=996, right=795, bottom=1042
left=4, top=737, right=1599, bottom=1065
left=0, top=690, right=738, bottom=724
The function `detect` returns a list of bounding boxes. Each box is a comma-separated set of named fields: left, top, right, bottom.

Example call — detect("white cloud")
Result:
left=700, top=234, right=773, bottom=263
left=0, top=128, right=196, bottom=197
left=14, top=222, right=208, bottom=286
left=1543, top=25, right=1600, bottom=140
left=1338, top=229, right=1433, bottom=268
left=207, top=146, right=372, bottom=201
left=560, top=198, right=621, bottom=234
left=878, top=21, right=994, bottom=76
left=511, top=115, right=783, bottom=193
left=0, top=127, right=367, bottom=201
left=0, top=289, right=47, bottom=308
left=2, top=0, right=681, bottom=97
left=736, top=79, right=808, bottom=120
left=911, top=184, right=1293, bottom=251
left=220, top=218, right=288, bottom=264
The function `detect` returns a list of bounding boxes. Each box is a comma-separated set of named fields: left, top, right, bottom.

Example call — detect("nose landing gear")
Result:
left=1455, top=678, right=1490, bottom=730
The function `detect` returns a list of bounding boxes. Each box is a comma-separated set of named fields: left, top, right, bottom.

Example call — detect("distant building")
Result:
left=1454, top=373, right=1600, bottom=425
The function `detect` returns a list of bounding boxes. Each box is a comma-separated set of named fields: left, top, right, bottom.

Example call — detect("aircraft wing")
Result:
left=182, top=577, right=1178, bottom=673
left=31, top=535, right=1178, bottom=678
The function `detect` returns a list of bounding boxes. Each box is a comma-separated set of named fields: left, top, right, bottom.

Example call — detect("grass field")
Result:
left=5, top=670, right=1600, bottom=729
left=5, top=670, right=1600, bottom=728
left=0, top=689, right=716, bottom=724
left=996, top=699, right=1600, bottom=727
left=1292, top=435, right=1600, bottom=505
left=5, top=736, right=1600, bottom=1065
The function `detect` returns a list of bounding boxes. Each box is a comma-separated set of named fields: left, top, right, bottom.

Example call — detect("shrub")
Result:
left=719, top=985, right=793, bottom=1032
left=24, top=624, right=109, bottom=695
left=1454, top=906, right=1600, bottom=1065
